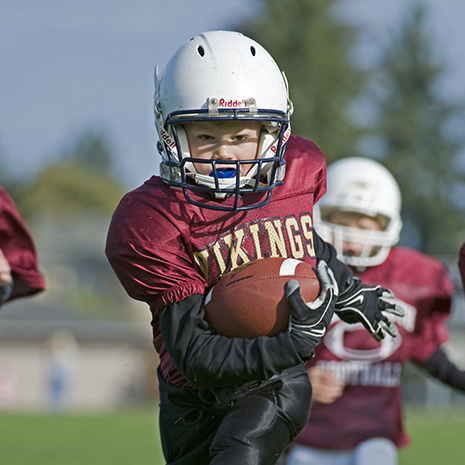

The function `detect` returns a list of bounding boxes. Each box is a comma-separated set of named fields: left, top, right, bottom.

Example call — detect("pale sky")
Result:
left=1, top=0, right=464, bottom=188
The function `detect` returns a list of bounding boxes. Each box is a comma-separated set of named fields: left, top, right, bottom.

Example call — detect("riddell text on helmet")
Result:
left=271, top=128, right=291, bottom=152
left=160, top=128, right=176, bottom=149
left=218, top=98, right=247, bottom=108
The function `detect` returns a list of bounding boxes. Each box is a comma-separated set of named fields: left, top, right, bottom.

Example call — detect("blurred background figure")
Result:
left=47, top=330, right=80, bottom=411
left=285, top=157, right=465, bottom=465
left=0, top=185, right=45, bottom=307
left=0, top=368, right=16, bottom=409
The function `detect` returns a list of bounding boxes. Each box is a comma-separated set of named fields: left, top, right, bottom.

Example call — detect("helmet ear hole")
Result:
left=197, top=46, right=205, bottom=57
left=250, top=46, right=256, bottom=56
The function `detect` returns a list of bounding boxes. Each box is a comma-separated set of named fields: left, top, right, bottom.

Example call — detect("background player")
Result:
left=106, top=31, right=403, bottom=465
left=285, top=157, right=465, bottom=465
left=0, top=185, right=45, bottom=307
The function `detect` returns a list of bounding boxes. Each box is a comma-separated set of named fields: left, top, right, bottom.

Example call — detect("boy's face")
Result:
left=327, top=211, right=384, bottom=258
left=184, top=120, right=262, bottom=176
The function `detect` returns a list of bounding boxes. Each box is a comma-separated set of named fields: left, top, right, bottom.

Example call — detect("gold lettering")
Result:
left=213, top=241, right=227, bottom=274
left=264, top=219, right=287, bottom=257
left=224, top=229, right=250, bottom=270
left=286, top=217, right=304, bottom=259
left=193, top=249, right=210, bottom=279
left=301, top=214, right=315, bottom=257
left=249, top=223, right=263, bottom=260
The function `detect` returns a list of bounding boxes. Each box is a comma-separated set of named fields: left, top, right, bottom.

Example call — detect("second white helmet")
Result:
left=315, top=157, right=402, bottom=268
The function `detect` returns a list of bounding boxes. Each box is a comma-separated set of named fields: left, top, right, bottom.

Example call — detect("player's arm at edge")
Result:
left=418, top=347, right=465, bottom=391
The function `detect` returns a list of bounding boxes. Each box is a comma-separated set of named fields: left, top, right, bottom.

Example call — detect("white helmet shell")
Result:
left=315, top=157, right=402, bottom=268
left=156, top=30, right=292, bottom=121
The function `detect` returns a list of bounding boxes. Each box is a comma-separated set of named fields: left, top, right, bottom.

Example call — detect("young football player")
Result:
left=285, top=157, right=465, bottom=465
left=105, top=32, right=403, bottom=465
left=0, top=185, right=45, bottom=307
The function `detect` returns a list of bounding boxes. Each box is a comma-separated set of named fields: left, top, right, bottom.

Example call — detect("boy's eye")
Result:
left=198, top=134, right=214, bottom=141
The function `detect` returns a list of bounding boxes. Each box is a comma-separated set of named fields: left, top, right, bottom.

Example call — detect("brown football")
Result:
left=204, top=257, right=320, bottom=338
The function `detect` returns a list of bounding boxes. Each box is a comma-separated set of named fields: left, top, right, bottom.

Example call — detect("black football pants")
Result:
left=157, top=365, right=312, bottom=465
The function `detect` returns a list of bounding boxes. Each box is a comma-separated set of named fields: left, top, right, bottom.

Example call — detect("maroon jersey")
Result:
left=459, top=242, right=465, bottom=290
left=294, top=246, right=453, bottom=449
left=106, top=135, right=326, bottom=387
left=0, top=186, right=45, bottom=301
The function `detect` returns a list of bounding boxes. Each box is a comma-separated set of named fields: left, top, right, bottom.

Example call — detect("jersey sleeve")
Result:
left=105, top=188, right=206, bottom=312
left=0, top=186, right=45, bottom=301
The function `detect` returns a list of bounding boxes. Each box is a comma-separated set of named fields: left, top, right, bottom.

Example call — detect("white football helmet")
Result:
left=315, top=157, right=402, bottom=268
left=154, top=30, right=293, bottom=211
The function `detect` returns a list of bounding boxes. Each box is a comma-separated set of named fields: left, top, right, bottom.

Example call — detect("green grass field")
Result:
left=0, top=407, right=464, bottom=464
left=0, top=407, right=165, bottom=465
left=399, top=408, right=465, bottom=464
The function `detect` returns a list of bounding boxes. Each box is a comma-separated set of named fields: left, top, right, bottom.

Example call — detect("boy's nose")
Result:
left=214, top=142, right=234, bottom=159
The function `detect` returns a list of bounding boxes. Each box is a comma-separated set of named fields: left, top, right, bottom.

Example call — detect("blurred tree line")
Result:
left=1, top=0, right=464, bottom=258
left=0, top=130, right=125, bottom=220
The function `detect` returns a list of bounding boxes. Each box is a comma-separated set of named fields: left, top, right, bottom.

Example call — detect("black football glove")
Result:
left=285, top=261, right=338, bottom=360
left=335, top=277, right=405, bottom=342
